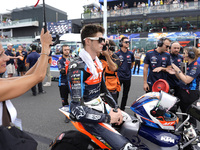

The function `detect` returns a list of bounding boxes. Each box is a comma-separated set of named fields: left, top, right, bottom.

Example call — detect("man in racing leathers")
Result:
left=67, top=24, right=135, bottom=150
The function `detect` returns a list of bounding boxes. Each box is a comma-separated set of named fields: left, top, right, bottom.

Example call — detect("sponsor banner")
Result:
left=50, top=54, right=145, bottom=76
left=108, top=33, right=140, bottom=40
left=50, top=55, right=61, bottom=71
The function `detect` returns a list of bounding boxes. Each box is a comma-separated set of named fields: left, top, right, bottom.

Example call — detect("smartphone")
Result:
left=181, top=62, right=187, bottom=74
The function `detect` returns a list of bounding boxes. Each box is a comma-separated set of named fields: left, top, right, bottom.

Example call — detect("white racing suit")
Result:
left=68, top=57, right=135, bottom=150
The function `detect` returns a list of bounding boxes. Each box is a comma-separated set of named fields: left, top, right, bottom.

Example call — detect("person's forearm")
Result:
left=9, top=56, right=18, bottom=59
left=161, top=66, right=171, bottom=72
left=143, top=69, right=148, bottom=83
left=105, top=55, right=118, bottom=71
left=131, top=62, right=134, bottom=69
left=34, top=46, right=50, bottom=80
left=25, top=61, right=38, bottom=75
left=175, top=69, right=193, bottom=84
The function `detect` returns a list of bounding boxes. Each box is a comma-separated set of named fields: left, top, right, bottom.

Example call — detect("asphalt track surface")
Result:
left=11, top=72, right=199, bottom=150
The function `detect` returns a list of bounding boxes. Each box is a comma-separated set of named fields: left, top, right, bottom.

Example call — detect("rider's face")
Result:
left=90, top=32, right=105, bottom=54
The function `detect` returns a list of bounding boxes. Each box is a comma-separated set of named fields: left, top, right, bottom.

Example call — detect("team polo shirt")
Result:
left=115, top=49, right=134, bottom=80
left=26, top=52, right=40, bottom=68
left=5, top=50, right=14, bottom=65
left=179, top=61, right=200, bottom=90
left=16, top=51, right=27, bottom=66
left=144, top=49, right=171, bottom=86
left=57, top=57, right=69, bottom=86
left=167, top=54, right=183, bottom=88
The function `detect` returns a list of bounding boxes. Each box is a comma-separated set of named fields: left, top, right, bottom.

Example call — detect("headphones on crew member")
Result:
left=60, top=45, right=70, bottom=54
left=29, top=44, right=37, bottom=51
left=60, top=47, right=63, bottom=54
left=119, top=40, right=123, bottom=47
left=187, top=47, right=195, bottom=59
left=157, top=37, right=167, bottom=47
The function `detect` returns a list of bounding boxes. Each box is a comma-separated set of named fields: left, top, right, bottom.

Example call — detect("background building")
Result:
left=82, top=0, right=200, bottom=51
left=0, top=4, right=81, bottom=49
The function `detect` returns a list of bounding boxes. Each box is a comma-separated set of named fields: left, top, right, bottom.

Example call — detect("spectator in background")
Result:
left=141, top=48, right=145, bottom=54
left=5, top=43, right=17, bottom=78
left=43, top=51, right=52, bottom=86
left=132, top=46, right=137, bottom=54
left=26, top=44, right=46, bottom=96
left=5, top=43, right=18, bottom=78
left=151, top=1, right=153, bottom=6
left=99, top=40, right=121, bottom=103
left=133, top=48, right=142, bottom=75
left=16, top=45, right=27, bottom=76
left=115, top=37, right=134, bottom=111
left=133, top=2, right=137, bottom=7
left=184, top=0, right=189, bottom=8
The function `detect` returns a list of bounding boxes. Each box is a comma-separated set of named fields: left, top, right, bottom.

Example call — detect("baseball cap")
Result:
left=7, top=43, right=13, bottom=46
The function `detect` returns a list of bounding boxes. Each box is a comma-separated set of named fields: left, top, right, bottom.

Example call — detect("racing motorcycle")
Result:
left=56, top=80, right=200, bottom=150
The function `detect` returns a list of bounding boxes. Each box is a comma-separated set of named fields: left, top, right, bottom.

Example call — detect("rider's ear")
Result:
left=84, top=38, right=90, bottom=46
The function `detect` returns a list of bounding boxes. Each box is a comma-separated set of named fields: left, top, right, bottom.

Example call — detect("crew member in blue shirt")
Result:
left=26, top=44, right=46, bottom=96
left=115, top=37, right=134, bottom=111
left=168, top=47, right=200, bottom=126
left=143, top=37, right=171, bottom=92
left=57, top=45, right=72, bottom=123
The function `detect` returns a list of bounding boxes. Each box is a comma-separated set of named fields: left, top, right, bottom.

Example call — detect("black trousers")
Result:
left=119, top=79, right=131, bottom=111
left=31, top=82, right=43, bottom=95
left=133, top=60, right=140, bottom=74
left=59, top=85, right=69, bottom=106
left=176, top=87, right=199, bottom=126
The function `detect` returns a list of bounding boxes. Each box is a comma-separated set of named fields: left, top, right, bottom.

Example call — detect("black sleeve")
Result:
left=100, top=75, right=119, bottom=109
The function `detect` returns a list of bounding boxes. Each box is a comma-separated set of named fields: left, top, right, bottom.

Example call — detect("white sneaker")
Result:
left=43, top=82, right=51, bottom=86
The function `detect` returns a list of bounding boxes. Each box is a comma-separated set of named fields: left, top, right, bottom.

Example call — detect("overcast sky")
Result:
left=0, top=0, right=86, bottom=19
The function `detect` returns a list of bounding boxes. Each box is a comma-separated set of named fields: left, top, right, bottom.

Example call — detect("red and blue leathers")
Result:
left=68, top=57, right=133, bottom=149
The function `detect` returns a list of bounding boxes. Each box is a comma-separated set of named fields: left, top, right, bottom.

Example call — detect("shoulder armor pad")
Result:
left=68, top=57, right=85, bottom=70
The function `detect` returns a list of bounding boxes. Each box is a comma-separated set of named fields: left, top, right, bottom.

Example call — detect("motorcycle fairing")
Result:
left=131, top=95, right=159, bottom=121
left=59, top=106, right=111, bottom=150
left=131, top=92, right=178, bottom=130
left=138, top=124, right=181, bottom=147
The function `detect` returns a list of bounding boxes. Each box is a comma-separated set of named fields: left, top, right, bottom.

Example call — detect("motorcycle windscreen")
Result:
left=187, top=101, right=200, bottom=122
left=158, top=91, right=177, bottom=112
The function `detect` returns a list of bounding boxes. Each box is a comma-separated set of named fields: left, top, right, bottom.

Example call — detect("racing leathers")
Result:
left=68, top=57, right=134, bottom=150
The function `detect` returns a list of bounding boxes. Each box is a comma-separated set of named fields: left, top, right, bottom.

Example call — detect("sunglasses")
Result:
left=124, top=41, right=130, bottom=44
left=164, top=44, right=170, bottom=48
left=109, top=46, right=115, bottom=51
left=85, top=37, right=105, bottom=43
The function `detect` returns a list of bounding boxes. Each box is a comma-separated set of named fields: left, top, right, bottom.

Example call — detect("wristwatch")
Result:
left=178, top=70, right=181, bottom=74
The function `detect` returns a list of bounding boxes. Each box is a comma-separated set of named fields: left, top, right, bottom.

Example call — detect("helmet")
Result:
left=131, top=91, right=179, bottom=130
